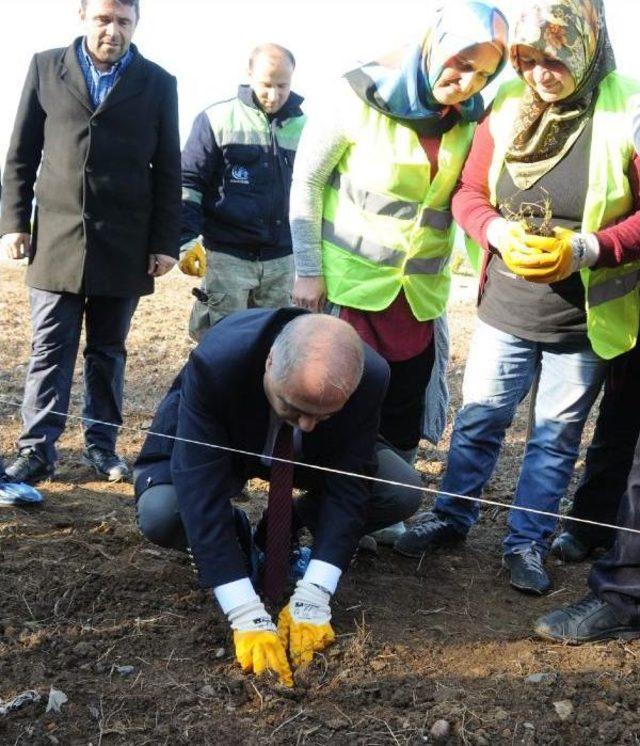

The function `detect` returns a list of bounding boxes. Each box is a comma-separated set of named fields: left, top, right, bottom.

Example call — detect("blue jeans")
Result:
left=19, top=289, right=139, bottom=464
left=435, top=320, right=606, bottom=556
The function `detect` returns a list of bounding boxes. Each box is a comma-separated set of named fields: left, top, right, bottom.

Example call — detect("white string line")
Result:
left=2, top=393, right=639, bottom=537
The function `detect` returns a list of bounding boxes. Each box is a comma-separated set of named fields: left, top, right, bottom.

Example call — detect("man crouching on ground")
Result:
left=133, top=308, right=421, bottom=685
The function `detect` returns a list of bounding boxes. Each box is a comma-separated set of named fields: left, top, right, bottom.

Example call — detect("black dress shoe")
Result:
left=83, top=446, right=129, bottom=482
left=5, top=448, right=54, bottom=485
left=550, top=531, right=591, bottom=563
left=503, top=546, right=551, bottom=595
left=535, top=593, right=640, bottom=644
left=394, top=511, right=465, bottom=558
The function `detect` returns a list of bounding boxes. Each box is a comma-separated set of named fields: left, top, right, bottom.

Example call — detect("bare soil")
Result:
left=1, top=264, right=638, bottom=745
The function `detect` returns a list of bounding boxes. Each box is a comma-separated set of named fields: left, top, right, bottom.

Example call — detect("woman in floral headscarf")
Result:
left=290, top=1, right=508, bottom=468
left=397, top=0, right=640, bottom=595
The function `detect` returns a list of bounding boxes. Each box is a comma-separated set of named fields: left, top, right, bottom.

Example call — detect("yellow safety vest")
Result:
left=321, top=91, right=475, bottom=321
left=484, top=73, right=640, bottom=359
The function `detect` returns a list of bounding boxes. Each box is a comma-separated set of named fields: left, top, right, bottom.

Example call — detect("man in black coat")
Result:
left=0, top=0, right=181, bottom=483
left=134, top=308, right=422, bottom=685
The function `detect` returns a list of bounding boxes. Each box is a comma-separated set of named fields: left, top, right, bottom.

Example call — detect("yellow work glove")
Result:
left=505, top=228, right=600, bottom=284
left=488, top=219, right=557, bottom=277
left=512, top=229, right=574, bottom=283
left=178, top=239, right=206, bottom=277
left=278, top=580, right=335, bottom=668
left=229, top=599, right=293, bottom=687
left=233, top=630, right=293, bottom=687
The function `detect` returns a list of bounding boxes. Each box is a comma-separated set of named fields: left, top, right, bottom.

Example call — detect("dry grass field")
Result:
left=1, top=262, right=638, bottom=745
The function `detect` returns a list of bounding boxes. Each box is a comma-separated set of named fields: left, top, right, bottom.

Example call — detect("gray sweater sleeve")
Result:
left=632, top=94, right=640, bottom=154
left=289, top=100, right=352, bottom=277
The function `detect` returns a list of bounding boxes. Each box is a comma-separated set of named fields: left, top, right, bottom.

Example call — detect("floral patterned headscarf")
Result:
left=505, top=0, right=616, bottom=190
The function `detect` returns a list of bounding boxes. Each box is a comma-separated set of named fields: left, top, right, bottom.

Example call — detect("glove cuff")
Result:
left=570, top=233, right=600, bottom=271
left=180, top=238, right=200, bottom=256
left=485, top=217, right=508, bottom=250
left=303, top=559, right=341, bottom=594
left=214, top=577, right=258, bottom=614
left=291, top=579, right=331, bottom=611
left=228, top=598, right=275, bottom=632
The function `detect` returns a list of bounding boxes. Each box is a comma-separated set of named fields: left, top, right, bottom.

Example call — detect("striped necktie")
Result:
left=263, top=423, right=294, bottom=602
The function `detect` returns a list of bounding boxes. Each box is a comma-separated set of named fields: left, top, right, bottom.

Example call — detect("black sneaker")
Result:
left=394, top=511, right=465, bottom=558
left=550, top=531, right=592, bottom=563
left=5, top=448, right=54, bottom=485
left=503, top=546, right=551, bottom=595
left=83, top=445, right=129, bottom=482
left=534, top=593, right=640, bottom=644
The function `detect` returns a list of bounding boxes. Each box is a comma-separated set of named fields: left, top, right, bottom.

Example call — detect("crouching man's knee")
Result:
left=393, top=466, right=423, bottom=520
left=136, top=484, right=188, bottom=551
left=375, top=445, right=423, bottom=522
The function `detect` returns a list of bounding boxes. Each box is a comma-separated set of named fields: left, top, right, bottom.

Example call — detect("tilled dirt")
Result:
left=1, top=263, right=637, bottom=745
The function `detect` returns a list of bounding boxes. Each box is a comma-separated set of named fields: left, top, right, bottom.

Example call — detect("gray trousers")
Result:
left=189, top=251, right=294, bottom=341
left=137, top=445, right=422, bottom=551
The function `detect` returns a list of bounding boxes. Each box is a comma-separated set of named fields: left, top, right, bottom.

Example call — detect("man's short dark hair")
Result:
left=81, top=0, right=140, bottom=20
left=249, top=44, right=296, bottom=70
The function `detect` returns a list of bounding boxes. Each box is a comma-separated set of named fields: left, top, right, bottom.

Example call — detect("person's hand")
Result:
left=178, top=239, right=206, bottom=277
left=512, top=229, right=575, bottom=283
left=500, top=228, right=599, bottom=284
left=291, top=276, right=327, bottom=313
left=233, top=630, right=294, bottom=687
left=277, top=580, right=335, bottom=668
left=148, top=253, right=177, bottom=277
left=229, top=599, right=293, bottom=687
left=487, top=218, right=557, bottom=277
left=1, top=232, right=32, bottom=260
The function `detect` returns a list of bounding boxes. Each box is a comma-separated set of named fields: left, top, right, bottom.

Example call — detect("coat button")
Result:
left=91, top=120, right=98, bottom=127
left=83, top=212, right=91, bottom=220
left=85, top=166, right=93, bottom=173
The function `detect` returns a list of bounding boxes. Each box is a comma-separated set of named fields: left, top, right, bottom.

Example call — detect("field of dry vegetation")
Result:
left=1, top=262, right=638, bottom=745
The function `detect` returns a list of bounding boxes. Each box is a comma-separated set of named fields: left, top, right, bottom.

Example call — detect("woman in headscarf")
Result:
left=290, top=2, right=508, bottom=481
left=396, top=0, right=640, bottom=595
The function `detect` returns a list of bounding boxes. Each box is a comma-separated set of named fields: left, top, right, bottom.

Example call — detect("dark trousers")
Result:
left=567, top=340, right=640, bottom=546
left=589, top=430, right=640, bottom=625
left=136, top=444, right=422, bottom=553
left=19, top=289, right=139, bottom=464
left=381, top=343, right=435, bottom=452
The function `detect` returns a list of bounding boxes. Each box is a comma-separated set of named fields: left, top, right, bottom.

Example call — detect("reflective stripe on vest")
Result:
left=206, top=101, right=305, bottom=152
left=589, top=270, right=640, bottom=308
left=405, top=256, right=450, bottom=275
left=330, top=171, right=454, bottom=230
left=322, top=217, right=449, bottom=275
left=486, top=73, right=640, bottom=359
left=322, top=218, right=404, bottom=267
left=182, top=187, right=203, bottom=205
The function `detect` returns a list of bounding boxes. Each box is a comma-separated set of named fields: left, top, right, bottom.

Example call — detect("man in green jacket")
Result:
left=179, top=44, right=306, bottom=340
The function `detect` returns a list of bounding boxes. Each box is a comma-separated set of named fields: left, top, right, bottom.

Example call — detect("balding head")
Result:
left=248, top=43, right=296, bottom=115
left=263, top=314, right=365, bottom=432
left=249, top=43, right=295, bottom=71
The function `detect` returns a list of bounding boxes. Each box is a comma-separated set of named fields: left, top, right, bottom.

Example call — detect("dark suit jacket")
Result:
left=134, top=308, right=390, bottom=588
left=0, top=40, right=181, bottom=297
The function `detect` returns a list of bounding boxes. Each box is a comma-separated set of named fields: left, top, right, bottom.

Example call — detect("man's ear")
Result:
left=265, top=351, right=273, bottom=373
left=79, top=5, right=86, bottom=23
